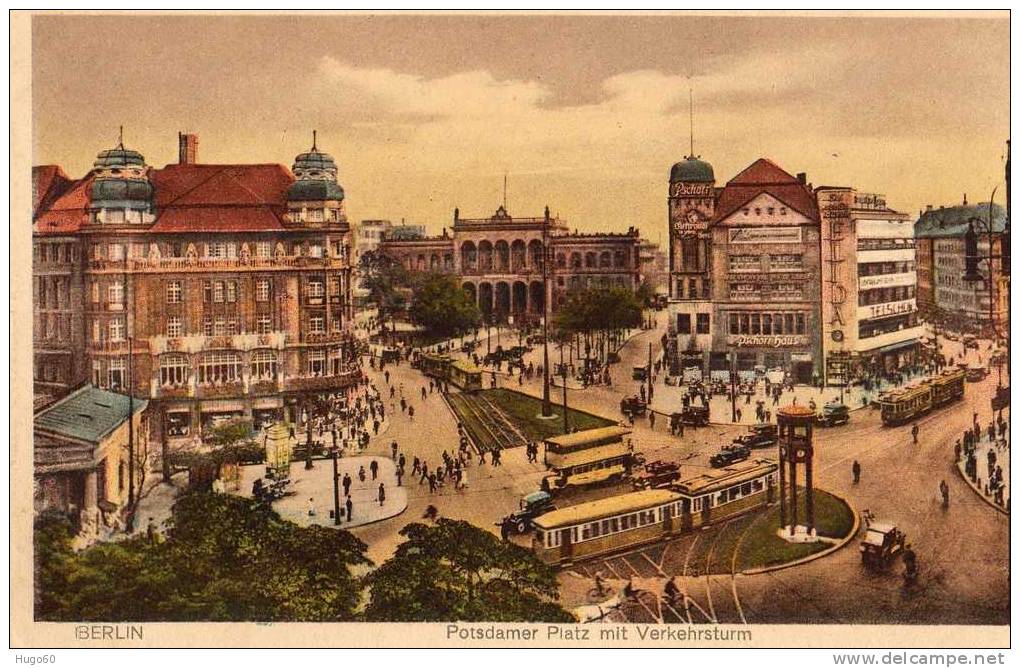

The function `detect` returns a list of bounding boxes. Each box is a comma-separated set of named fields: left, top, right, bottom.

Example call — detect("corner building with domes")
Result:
left=33, top=132, right=359, bottom=453
left=666, top=155, right=823, bottom=384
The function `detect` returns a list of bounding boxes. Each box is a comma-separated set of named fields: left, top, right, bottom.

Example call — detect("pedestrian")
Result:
left=378, top=483, right=386, bottom=506
left=422, top=386, right=427, bottom=401
left=391, top=441, right=399, bottom=459
left=346, top=495, right=353, bottom=523
left=852, top=460, right=861, bottom=484
left=384, top=370, right=390, bottom=384
left=492, top=446, right=502, bottom=467
left=428, top=473, right=437, bottom=493
left=396, top=465, right=404, bottom=487
left=373, top=419, right=380, bottom=435
left=343, top=473, right=352, bottom=497
left=370, top=459, right=379, bottom=480
left=398, top=453, right=406, bottom=470
left=409, top=405, right=415, bottom=420
left=911, top=423, right=919, bottom=444
left=419, top=461, right=429, bottom=485
left=307, top=497, right=317, bottom=517
left=358, top=465, right=366, bottom=483
left=649, top=412, right=656, bottom=429
left=412, top=456, right=421, bottom=476
left=146, top=517, right=157, bottom=544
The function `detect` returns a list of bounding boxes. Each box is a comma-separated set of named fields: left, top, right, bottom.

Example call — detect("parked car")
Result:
left=965, top=364, right=988, bottom=382
left=498, top=491, right=556, bottom=534
left=681, top=405, right=710, bottom=427
left=632, top=366, right=649, bottom=381
left=733, top=423, right=778, bottom=449
left=963, top=335, right=979, bottom=350
left=620, top=395, right=647, bottom=416
left=710, top=444, right=751, bottom=468
left=632, top=460, right=682, bottom=490
left=860, top=523, right=906, bottom=569
left=816, top=402, right=850, bottom=427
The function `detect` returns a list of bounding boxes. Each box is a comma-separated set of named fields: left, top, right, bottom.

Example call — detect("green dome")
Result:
left=93, top=147, right=146, bottom=169
left=670, top=156, right=715, bottom=183
left=287, top=179, right=345, bottom=202
left=292, top=150, right=338, bottom=176
left=91, top=178, right=153, bottom=204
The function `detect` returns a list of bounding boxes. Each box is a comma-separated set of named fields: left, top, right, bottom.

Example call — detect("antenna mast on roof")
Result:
left=118, top=125, right=124, bottom=149
left=503, top=172, right=508, bottom=212
left=312, top=129, right=318, bottom=151
left=689, top=87, right=694, bottom=158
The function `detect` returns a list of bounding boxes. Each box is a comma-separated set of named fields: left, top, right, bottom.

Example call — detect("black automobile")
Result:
left=816, top=402, right=850, bottom=427
left=498, top=491, right=555, bottom=534
left=682, top=405, right=710, bottom=426
left=732, top=423, right=778, bottom=449
left=620, top=395, right=647, bottom=416
left=710, top=444, right=751, bottom=468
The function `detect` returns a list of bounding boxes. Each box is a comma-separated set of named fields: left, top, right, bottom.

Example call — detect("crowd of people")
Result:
left=957, top=410, right=1010, bottom=510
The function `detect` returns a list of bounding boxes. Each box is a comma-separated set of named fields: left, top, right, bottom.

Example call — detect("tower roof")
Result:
left=670, top=156, right=715, bottom=183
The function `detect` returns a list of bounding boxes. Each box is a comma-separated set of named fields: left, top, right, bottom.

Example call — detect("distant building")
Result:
left=354, top=219, right=391, bottom=263
left=914, top=201, right=1007, bottom=332
left=34, top=384, right=149, bottom=541
left=380, top=205, right=642, bottom=323
left=817, top=188, right=920, bottom=382
left=637, top=239, right=669, bottom=295
left=386, top=222, right=427, bottom=241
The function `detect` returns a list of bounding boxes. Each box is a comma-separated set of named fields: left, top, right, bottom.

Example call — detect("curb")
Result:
left=740, top=492, right=860, bottom=576
left=954, top=458, right=1009, bottom=516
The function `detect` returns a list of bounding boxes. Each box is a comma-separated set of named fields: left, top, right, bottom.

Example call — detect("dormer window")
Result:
left=780, top=207, right=787, bottom=216
left=754, top=208, right=762, bottom=216
left=767, top=207, right=775, bottom=215
left=742, top=208, right=750, bottom=216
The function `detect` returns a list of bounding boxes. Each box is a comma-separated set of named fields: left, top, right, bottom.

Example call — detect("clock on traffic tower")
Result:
left=777, top=404, right=817, bottom=538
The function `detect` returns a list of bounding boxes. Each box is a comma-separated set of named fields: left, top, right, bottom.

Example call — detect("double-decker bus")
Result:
left=541, top=426, right=637, bottom=492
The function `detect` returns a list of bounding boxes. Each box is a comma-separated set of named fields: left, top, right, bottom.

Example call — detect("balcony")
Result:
left=149, top=331, right=286, bottom=355
left=284, top=371, right=360, bottom=393
left=88, top=256, right=350, bottom=273
left=302, top=331, right=351, bottom=344
left=196, top=381, right=245, bottom=399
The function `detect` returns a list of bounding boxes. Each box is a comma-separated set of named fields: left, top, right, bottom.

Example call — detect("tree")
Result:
left=34, top=494, right=371, bottom=622
left=635, top=280, right=656, bottom=307
left=554, top=287, right=643, bottom=366
left=359, top=249, right=411, bottom=340
left=409, top=273, right=481, bottom=340
left=363, top=518, right=573, bottom=622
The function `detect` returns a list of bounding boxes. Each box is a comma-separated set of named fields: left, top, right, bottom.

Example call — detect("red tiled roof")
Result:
left=32, top=165, right=71, bottom=213
left=33, top=162, right=297, bottom=235
left=149, top=163, right=293, bottom=233
left=33, top=174, right=93, bottom=235
left=714, top=158, right=818, bottom=224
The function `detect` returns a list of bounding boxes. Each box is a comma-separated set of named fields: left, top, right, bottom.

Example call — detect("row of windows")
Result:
left=34, top=242, right=79, bottom=265
left=728, top=312, right=807, bottom=335
left=730, top=283, right=803, bottom=302
left=728, top=254, right=804, bottom=273
left=857, top=238, right=915, bottom=251
left=676, top=313, right=711, bottom=335
left=859, top=312, right=919, bottom=339
left=92, top=240, right=345, bottom=262
left=675, top=277, right=710, bottom=300
left=36, top=275, right=72, bottom=310
left=859, top=261, right=915, bottom=276
left=858, top=285, right=916, bottom=306
left=156, top=349, right=348, bottom=387
left=740, top=206, right=788, bottom=217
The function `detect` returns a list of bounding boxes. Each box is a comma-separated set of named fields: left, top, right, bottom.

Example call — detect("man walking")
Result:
left=852, top=460, right=861, bottom=484
left=911, top=423, right=919, bottom=444
left=391, top=441, right=399, bottom=460
left=370, top=459, right=379, bottom=480
left=342, top=472, right=352, bottom=497
left=378, top=483, right=386, bottom=507
left=346, top=495, right=354, bottom=523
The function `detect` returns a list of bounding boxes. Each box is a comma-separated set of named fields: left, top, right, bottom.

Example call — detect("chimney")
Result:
left=178, top=132, right=199, bottom=165
left=926, top=204, right=933, bottom=212
left=963, top=193, right=968, bottom=205
left=796, top=172, right=807, bottom=185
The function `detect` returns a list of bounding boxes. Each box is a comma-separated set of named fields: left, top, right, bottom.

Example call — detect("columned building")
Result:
left=380, top=205, right=642, bottom=324
left=33, top=132, right=358, bottom=451
left=817, top=188, right=920, bottom=382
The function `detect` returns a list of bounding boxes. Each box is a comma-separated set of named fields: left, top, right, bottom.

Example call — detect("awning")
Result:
left=867, top=339, right=918, bottom=355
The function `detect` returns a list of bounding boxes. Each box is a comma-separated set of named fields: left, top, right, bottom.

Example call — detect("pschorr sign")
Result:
left=726, top=334, right=810, bottom=347
left=729, top=227, right=803, bottom=244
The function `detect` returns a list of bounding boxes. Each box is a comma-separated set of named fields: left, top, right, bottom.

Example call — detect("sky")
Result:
left=31, top=12, right=1009, bottom=238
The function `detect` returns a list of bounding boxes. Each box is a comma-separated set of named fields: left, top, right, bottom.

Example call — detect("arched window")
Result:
left=599, top=251, right=612, bottom=268
left=198, top=352, right=242, bottom=384
left=585, top=252, right=596, bottom=268
left=250, top=350, right=278, bottom=380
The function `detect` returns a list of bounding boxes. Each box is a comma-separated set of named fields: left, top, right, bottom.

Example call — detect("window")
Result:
left=166, top=280, right=182, bottom=304
left=206, top=242, right=227, bottom=259
left=250, top=350, right=277, bottom=380
left=92, top=320, right=100, bottom=342
left=796, top=313, right=806, bottom=334
left=307, top=281, right=325, bottom=298
left=729, top=313, right=738, bottom=335
left=108, top=358, right=125, bottom=389
left=762, top=313, right=772, bottom=335
left=160, top=354, right=189, bottom=387
left=307, top=349, right=326, bottom=376
left=108, top=243, right=124, bottom=261
left=198, top=352, right=242, bottom=384
left=750, top=313, right=761, bottom=335
left=108, top=281, right=124, bottom=306
left=109, top=318, right=125, bottom=342
left=696, top=313, right=710, bottom=334
left=92, top=360, right=102, bottom=386
left=309, top=244, right=323, bottom=258
left=687, top=278, right=698, bottom=299
left=677, top=313, right=691, bottom=335
left=166, top=316, right=182, bottom=338
left=214, top=318, right=227, bottom=336
left=256, top=316, right=273, bottom=334
left=226, top=281, right=237, bottom=302
left=681, top=238, right=699, bottom=269
left=202, top=317, right=213, bottom=336
left=91, top=281, right=100, bottom=303
left=255, top=279, right=271, bottom=302
left=213, top=281, right=224, bottom=303
left=329, top=348, right=344, bottom=375
left=256, top=241, right=272, bottom=258
left=309, top=316, right=325, bottom=333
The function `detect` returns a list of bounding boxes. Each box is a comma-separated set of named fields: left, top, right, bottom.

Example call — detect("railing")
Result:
left=196, top=382, right=245, bottom=398
left=88, top=256, right=350, bottom=272
left=302, top=331, right=351, bottom=344
left=284, top=371, right=361, bottom=392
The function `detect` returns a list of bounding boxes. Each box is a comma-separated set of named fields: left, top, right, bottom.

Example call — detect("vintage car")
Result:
left=733, top=423, right=778, bottom=449
left=966, top=364, right=988, bottom=382
left=632, top=366, right=649, bottom=381
left=631, top=460, right=681, bottom=490
left=681, top=405, right=710, bottom=427
left=620, top=395, right=647, bottom=416
left=498, top=491, right=555, bottom=534
left=860, top=522, right=906, bottom=569
left=962, top=334, right=980, bottom=350
left=380, top=347, right=401, bottom=364
left=710, top=444, right=751, bottom=468
left=816, top=402, right=850, bottom=427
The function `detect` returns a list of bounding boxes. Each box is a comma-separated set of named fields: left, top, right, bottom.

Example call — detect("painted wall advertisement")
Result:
left=728, top=226, right=803, bottom=244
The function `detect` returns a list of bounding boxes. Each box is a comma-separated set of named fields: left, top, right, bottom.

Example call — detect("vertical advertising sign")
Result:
left=817, top=188, right=856, bottom=383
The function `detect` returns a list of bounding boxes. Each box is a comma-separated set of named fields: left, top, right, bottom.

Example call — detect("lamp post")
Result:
left=332, top=447, right=342, bottom=525
left=541, top=206, right=553, bottom=417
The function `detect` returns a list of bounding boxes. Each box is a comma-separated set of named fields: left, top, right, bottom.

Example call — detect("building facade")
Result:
left=33, top=133, right=359, bottom=450
left=354, top=219, right=391, bottom=264
left=914, top=201, right=1007, bottom=333
left=380, top=205, right=642, bottom=324
left=817, top=188, right=921, bottom=383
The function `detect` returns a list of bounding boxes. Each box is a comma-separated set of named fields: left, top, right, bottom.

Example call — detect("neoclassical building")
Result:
left=33, top=132, right=358, bottom=447
left=379, top=205, right=643, bottom=323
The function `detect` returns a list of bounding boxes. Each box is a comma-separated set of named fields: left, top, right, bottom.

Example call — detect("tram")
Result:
left=877, top=368, right=965, bottom=426
left=532, top=459, right=777, bottom=564
left=414, top=352, right=483, bottom=392
left=541, top=426, right=637, bottom=492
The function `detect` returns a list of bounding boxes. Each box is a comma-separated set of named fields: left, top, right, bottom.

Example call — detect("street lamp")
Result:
left=541, top=206, right=553, bottom=417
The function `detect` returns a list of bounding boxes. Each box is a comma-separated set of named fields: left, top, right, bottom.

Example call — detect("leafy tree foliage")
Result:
left=409, top=273, right=481, bottom=340
left=363, top=518, right=573, bottom=622
left=554, top=286, right=643, bottom=364
left=34, top=494, right=370, bottom=622
left=359, top=249, right=411, bottom=322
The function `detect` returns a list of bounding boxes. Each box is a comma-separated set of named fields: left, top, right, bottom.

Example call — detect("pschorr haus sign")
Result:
left=728, top=227, right=803, bottom=244
left=726, top=334, right=810, bottom=347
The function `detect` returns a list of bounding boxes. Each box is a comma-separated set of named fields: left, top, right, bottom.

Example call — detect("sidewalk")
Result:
left=957, top=431, right=1010, bottom=514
